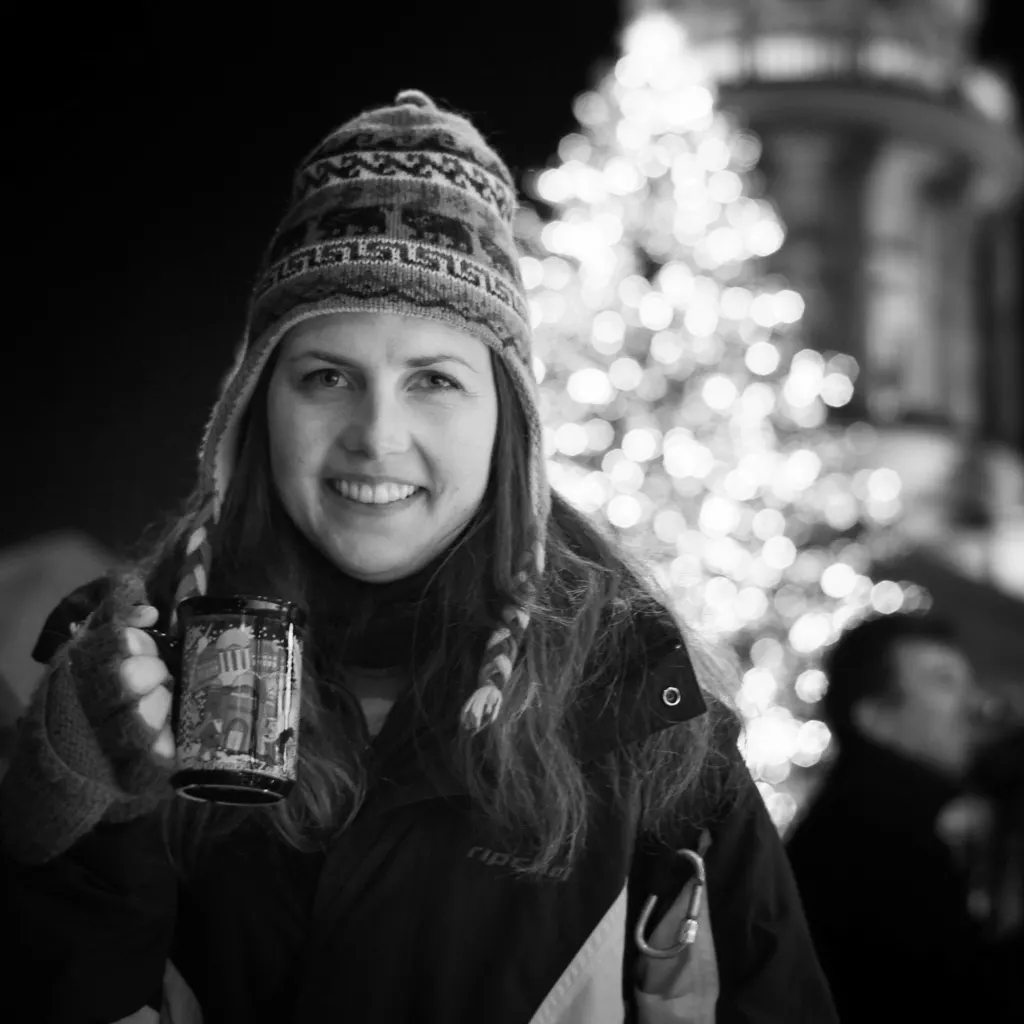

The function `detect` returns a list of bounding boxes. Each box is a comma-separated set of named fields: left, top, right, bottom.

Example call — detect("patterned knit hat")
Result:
left=173, top=90, right=549, bottom=733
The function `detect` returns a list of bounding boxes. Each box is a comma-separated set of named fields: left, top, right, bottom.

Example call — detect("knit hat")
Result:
left=173, top=90, right=549, bottom=733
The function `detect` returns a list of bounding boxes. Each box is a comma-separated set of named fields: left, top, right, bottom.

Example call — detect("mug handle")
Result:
left=143, top=629, right=182, bottom=679
left=143, top=629, right=183, bottom=745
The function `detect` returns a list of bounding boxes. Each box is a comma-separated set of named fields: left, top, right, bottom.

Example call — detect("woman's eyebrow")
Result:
left=289, top=350, right=479, bottom=372
left=404, top=354, right=478, bottom=371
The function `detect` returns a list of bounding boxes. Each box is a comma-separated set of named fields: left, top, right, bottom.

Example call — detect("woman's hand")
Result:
left=118, top=605, right=175, bottom=762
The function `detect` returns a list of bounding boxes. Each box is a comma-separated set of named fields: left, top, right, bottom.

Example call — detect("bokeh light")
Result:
left=521, top=12, right=923, bottom=832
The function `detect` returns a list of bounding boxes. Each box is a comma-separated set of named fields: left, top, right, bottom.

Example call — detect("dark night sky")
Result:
left=5, top=2, right=1023, bottom=559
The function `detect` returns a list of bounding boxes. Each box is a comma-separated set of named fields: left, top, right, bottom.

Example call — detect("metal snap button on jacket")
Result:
left=662, top=686, right=682, bottom=707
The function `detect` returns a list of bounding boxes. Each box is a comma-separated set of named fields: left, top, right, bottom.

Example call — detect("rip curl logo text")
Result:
left=466, top=846, right=567, bottom=880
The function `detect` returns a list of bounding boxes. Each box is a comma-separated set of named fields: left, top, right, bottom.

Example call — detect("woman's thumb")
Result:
left=123, top=604, right=159, bottom=629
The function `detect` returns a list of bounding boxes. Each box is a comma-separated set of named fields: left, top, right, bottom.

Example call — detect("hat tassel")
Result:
left=461, top=683, right=504, bottom=732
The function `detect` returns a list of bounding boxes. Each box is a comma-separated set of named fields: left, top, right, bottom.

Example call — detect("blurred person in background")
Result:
left=786, top=612, right=1022, bottom=1022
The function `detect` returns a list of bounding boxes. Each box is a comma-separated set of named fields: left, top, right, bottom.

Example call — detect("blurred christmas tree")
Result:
left=518, top=12, right=930, bottom=831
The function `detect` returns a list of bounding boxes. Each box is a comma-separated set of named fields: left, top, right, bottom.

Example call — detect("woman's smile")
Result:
left=324, top=477, right=427, bottom=515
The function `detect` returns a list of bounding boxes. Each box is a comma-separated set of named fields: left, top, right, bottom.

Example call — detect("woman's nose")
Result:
left=340, top=388, right=410, bottom=459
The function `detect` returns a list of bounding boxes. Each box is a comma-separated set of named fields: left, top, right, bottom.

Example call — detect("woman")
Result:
left=0, top=91, right=836, bottom=1023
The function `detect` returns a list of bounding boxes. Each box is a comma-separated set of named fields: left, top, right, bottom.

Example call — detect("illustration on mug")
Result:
left=178, top=620, right=300, bottom=779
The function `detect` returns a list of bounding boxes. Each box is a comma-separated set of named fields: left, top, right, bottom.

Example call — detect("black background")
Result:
left=5, top=1, right=1022, bottom=556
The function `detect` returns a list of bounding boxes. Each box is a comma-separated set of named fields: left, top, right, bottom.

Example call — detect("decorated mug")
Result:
left=168, top=596, right=305, bottom=805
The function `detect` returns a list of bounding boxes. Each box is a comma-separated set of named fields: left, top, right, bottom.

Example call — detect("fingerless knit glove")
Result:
left=0, top=572, right=174, bottom=864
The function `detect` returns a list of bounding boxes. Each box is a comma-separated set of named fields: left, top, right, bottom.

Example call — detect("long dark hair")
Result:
left=139, top=345, right=742, bottom=877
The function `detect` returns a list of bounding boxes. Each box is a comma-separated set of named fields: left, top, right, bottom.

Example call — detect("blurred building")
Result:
left=628, top=0, right=1024, bottom=602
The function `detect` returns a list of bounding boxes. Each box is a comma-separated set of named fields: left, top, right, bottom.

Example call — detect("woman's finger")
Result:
left=124, top=605, right=159, bottom=629
left=151, top=725, right=176, bottom=761
left=123, top=626, right=159, bottom=658
left=120, top=655, right=171, bottom=696
left=136, top=684, right=172, bottom=731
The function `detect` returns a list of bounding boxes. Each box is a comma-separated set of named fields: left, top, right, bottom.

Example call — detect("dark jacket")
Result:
left=785, top=735, right=1022, bottom=1023
left=1, top=582, right=837, bottom=1024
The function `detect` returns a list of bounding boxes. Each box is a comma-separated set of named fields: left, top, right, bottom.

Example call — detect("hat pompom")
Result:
left=394, top=89, right=436, bottom=110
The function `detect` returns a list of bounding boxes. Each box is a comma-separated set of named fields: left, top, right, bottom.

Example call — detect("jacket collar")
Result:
left=821, top=734, right=964, bottom=831
left=572, top=614, right=706, bottom=763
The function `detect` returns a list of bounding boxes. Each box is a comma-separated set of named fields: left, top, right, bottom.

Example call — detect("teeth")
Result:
left=333, top=480, right=418, bottom=504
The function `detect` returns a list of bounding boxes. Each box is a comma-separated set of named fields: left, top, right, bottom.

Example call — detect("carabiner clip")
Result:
left=634, top=847, right=706, bottom=959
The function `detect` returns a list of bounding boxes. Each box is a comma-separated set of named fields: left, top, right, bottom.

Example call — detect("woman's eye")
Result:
left=413, top=372, right=461, bottom=392
left=303, top=368, right=346, bottom=388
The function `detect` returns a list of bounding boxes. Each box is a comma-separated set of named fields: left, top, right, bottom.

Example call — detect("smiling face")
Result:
left=266, top=311, right=499, bottom=583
